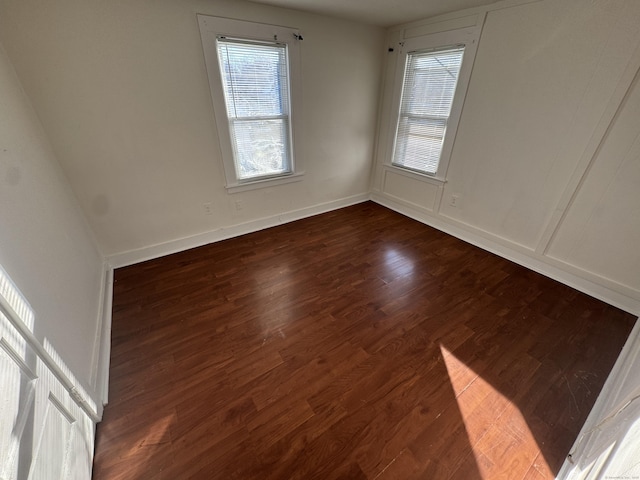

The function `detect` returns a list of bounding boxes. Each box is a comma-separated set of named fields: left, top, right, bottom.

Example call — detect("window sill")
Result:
left=225, top=171, right=304, bottom=194
left=384, top=165, right=446, bottom=186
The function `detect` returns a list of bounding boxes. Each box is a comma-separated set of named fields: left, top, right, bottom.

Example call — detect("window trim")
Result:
left=198, top=15, right=304, bottom=193
left=385, top=26, right=480, bottom=182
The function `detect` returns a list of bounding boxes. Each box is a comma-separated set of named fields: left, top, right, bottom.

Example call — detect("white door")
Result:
left=0, top=273, right=96, bottom=480
left=558, top=320, right=640, bottom=479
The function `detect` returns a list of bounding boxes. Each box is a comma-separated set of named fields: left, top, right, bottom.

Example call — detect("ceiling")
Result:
left=247, top=0, right=500, bottom=27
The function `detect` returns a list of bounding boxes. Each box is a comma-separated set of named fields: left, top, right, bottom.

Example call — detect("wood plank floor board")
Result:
left=93, top=202, right=636, bottom=479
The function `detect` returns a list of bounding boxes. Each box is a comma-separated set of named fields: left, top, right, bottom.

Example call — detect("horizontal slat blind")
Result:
left=217, top=38, right=292, bottom=180
left=393, top=46, right=464, bottom=175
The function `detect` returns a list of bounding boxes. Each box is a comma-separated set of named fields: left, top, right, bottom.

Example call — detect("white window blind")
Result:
left=217, top=38, right=292, bottom=181
left=393, top=46, right=464, bottom=175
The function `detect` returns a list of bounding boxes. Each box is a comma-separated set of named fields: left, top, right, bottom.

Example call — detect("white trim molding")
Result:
left=198, top=15, right=305, bottom=192
left=90, top=265, right=114, bottom=414
left=108, top=193, right=370, bottom=268
left=369, top=0, right=640, bottom=317
left=371, top=193, right=640, bottom=316
left=108, top=191, right=640, bottom=316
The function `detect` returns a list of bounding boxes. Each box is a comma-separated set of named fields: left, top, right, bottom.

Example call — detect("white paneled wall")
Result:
left=372, top=0, right=640, bottom=314
left=546, top=73, right=640, bottom=295
left=0, top=312, right=96, bottom=480
left=0, top=267, right=97, bottom=480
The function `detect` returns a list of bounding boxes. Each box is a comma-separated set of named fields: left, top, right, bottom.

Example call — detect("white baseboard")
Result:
left=107, top=193, right=370, bottom=269
left=89, top=263, right=106, bottom=392
left=371, top=193, right=640, bottom=316
left=89, top=264, right=113, bottom=418
left=108, top=190, right=640, bottom=311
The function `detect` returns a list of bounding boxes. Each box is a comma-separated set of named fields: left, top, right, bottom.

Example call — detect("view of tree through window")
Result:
left=217, top=39, right=292, bottom=180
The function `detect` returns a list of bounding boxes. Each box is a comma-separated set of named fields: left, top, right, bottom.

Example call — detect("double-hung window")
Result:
left=387, top=26, right=479, bottom=180
left=393, top=47, right=464, bottom=175
left=198, top=16, right=303, bottom=192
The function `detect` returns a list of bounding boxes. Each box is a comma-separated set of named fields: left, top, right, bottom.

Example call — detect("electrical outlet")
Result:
left=235, top=200, right=243, bottom=211
left=203, top=203, right=213, bottom=215
left=449, top=194, right=459, bottom=207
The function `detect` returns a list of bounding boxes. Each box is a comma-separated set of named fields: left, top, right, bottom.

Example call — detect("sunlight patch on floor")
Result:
left=440, top=345, right=553, bottom=479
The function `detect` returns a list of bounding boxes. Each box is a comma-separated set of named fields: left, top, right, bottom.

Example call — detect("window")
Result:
left=393, top=47, right=464, bottom=175
left=386, top=26, right=480, bottom=181
left=217, top=39, right=292, bottom=181
left=198, top=16, right=303, bottom=192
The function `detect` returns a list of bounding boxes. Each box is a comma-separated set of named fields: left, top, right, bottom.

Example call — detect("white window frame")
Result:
left=198, top=15, right=304, bottom=193
left=385, top=26, right=480, bottom=182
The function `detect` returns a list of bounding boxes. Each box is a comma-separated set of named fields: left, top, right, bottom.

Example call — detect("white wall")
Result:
left=0, top=43, right=105, bottom=397
left=372, top=0, right=640, bottom=314
left=546, top=69, right=640, bottom=295
left=0, top=0, right=384, bottom=262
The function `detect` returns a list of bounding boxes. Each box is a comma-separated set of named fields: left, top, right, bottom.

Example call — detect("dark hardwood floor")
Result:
left=93, top=202, right=636, bottom=479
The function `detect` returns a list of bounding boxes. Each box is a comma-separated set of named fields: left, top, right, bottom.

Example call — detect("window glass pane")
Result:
left=393, top=46, right=464, bottom=175
left=404, top=50, right=463, bottom=117
left=395, top=117, right=446, bottom=174
left=230, top=119, right=289, bottom=179
left=217, top=41, right=289, bottom=118
left=217, top=38, right=292, bottom=181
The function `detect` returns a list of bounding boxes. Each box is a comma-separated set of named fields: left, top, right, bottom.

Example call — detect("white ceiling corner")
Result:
left=246, top=0, right=500, bottom=27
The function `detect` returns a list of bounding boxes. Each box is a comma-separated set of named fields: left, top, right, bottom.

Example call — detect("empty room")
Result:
left=1, top=0, right=639, bottom=478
